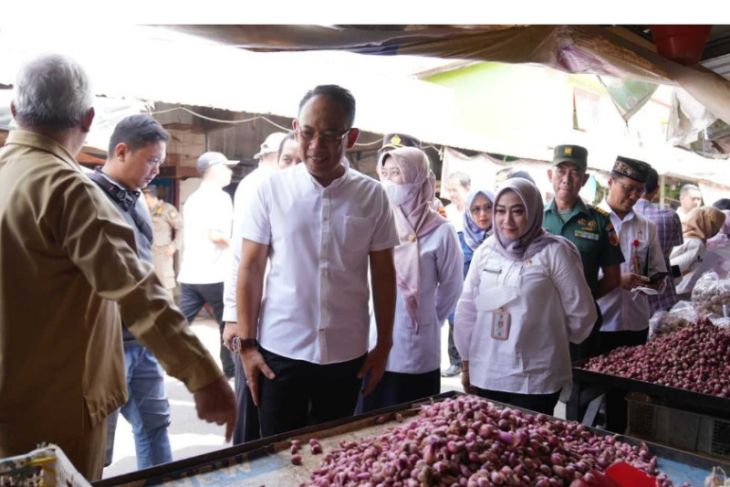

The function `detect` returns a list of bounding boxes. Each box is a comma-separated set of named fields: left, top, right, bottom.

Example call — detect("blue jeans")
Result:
left=105, top=341, right=172, bottom=469
left=179, top=282, right=235, bottom=378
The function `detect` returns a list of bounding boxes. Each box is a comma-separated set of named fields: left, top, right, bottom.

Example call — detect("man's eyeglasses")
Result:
left=297, top=128, right=350, bottom=144
left=616, top=180, right=644, bottom=197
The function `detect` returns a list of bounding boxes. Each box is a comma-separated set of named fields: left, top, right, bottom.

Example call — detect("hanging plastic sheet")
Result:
left=172, top=25, right=730, bottom=130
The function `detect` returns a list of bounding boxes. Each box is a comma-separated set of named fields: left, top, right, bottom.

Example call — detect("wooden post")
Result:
left=659, top=173, right=666, bottom=208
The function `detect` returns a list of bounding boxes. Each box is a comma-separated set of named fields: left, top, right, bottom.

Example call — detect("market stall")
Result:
left=569, top=312, right=730, bottom=464
left=96, top=392, right=729, bottom=487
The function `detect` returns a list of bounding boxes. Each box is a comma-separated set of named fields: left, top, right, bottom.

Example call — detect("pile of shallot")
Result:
left=584, top=320, right=730, bottom=398
left=303, top=395, right=678, bottom=487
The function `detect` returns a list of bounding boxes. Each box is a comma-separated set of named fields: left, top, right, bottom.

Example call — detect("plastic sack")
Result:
left=649, top=301, right=698, bottom=339
left=705, top=466, right=730, bottom=487
left=707, top=233, right=730, bottom=279
left=691, top=272, right=730, bottom=318
left=709, top=315, right=730, bottom=330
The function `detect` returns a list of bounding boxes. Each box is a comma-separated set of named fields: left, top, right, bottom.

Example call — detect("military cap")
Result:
left=612, top=156, right=651, bottom=183
left=380, top=133, right=422, bottom=152
left=552, top=144, right=588, bottom=171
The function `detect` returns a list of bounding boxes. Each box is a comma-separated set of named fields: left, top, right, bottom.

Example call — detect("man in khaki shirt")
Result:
left=143, top=185, right=183, bottom=292
left=0, top=54, right=236, bottom=480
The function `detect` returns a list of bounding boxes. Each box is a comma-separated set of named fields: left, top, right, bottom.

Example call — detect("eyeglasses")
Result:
left=381, top=167, right=402, bottom=179
left=296, top=127, right=350, bottom=144
left=616, top=180, right=644, bottom=197
left=470, top=204, right=492, bottom=215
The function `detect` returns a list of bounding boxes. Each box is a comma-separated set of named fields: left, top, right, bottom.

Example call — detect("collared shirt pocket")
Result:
left=476, top=259, right=521, bottom=311
left=343, top=216, right=373, bottom=252
left=630, top=239, right=650, bottom=274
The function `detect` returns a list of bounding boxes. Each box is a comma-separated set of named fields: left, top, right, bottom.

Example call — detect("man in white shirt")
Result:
left=441, top=170, right=471, bottom=377
left=676, top=183, right=702, bottom=223
left=443, top=171, right=471, bottom=233
left=231, top=132, right=288, bottom=227
left=178, top=151, right=238, bottom=378
left=235, top=84, right=399, bottom=437
left=221, top=131, right=286, bottom=444
left=597, top=156, right=666, bottom=432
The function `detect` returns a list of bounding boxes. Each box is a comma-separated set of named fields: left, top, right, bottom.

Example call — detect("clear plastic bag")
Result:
left=691, top=272, right=730, bottom=318
left=649, top=301, right=698, bottom=339
left=709, top=315, right=730, bottom=330
left=704, top=466, right=730, bottom=487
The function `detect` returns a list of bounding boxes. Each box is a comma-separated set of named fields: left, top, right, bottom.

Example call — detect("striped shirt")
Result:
left=633, top=199, right=684, bottom=313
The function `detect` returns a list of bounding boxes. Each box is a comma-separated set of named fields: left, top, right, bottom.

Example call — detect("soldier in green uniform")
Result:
left=143, top=185, right=183, bottom=294
left=543, top=145, right=624, bottom=360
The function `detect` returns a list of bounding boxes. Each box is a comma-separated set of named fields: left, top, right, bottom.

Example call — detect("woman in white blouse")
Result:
left=454, top=178, right=596, bottom=414
left=707, top=207, right=730, bottom=279
left=670, top=206, right=726, bottom=296
left=361, top=147, right=464, bottom=411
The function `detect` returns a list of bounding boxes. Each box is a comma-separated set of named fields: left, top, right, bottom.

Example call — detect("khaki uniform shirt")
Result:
left=149, top=200, right=182, bottom=289
left=0, top=131, right=221, bottom=455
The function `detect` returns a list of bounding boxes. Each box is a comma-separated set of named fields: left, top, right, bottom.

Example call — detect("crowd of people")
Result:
left=1, top=52, right=729, bottom=481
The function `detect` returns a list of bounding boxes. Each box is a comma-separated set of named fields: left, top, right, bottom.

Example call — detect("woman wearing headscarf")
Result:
left=460, top=188, right=495, bottom=274
left=444, top=188, right=495, bottom=378
left=670, top=206, right=727, bottom=296
left=454, top=178, right=596, bottom=414
left=361, top=147, right=464, bottom=411
left=707, top=208, right=730, bottom=279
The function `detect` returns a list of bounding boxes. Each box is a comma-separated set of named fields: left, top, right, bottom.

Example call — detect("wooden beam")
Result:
left=159, top=165, right=199, bottom=179
left=607, top=26, right=657, bottom=53
left=162, top=122, right=204, bottom=132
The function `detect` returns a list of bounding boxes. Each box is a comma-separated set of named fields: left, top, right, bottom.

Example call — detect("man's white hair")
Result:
left=13, top=53, right=92, bottom=129
left=680, top=183, right=701, bottom=197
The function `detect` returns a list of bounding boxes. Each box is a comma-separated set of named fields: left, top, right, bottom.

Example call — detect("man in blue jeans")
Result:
left=90, top=114, right=173, bottom=469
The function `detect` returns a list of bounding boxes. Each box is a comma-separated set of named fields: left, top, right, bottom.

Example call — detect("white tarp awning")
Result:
left=1, top=24, right=727, bottom=184
left=0, top=24, right=554, bottom=160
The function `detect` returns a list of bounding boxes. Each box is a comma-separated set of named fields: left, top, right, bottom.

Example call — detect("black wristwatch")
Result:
left=231, top=337, right=259, bottom=352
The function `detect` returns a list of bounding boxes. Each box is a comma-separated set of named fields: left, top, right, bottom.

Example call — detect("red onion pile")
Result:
left=303, top=395, right=676, bottom=487
left=584, top=320, right=730, bottom=398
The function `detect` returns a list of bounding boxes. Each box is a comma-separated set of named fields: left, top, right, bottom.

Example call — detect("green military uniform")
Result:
left=148, top=201, right=183, bottom=290
left=544, top=199, right=624, bottom=362
left=544, top=199, right=624, bottom=296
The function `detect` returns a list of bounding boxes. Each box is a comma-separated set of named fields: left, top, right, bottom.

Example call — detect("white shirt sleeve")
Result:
left=240, top=178, right=272, bottom=245
left=670, top=237, right=702, bottom=274
left=548, top=242, right=597, bottom=344
left=434, top=225, right=465, bottom=322
left=453, top=244, right=485, bottom=361
left=369, top=186, right=399, bottom=252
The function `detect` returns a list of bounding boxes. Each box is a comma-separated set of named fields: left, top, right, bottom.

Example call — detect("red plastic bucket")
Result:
left=650, top=25, right=712, bottom=65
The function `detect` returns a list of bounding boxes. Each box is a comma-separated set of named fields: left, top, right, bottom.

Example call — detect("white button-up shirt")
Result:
left=370, top=223, right=464, bottom=374
left=223, top=164, right=276, bottom=322
left=597, top=201, right=667, bottom=332
left=241, top=163, right=399, bottom=364
left=454, top=239, right=596, bottom=396
left=177, top=183, right=233, bottom=284
left=444, top=203, right=464, bottom=232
